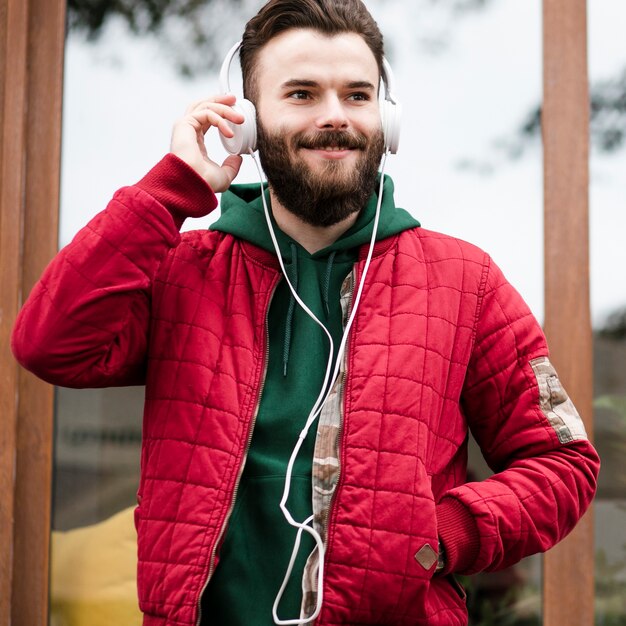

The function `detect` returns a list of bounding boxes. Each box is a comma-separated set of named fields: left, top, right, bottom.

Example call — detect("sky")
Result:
left=60, top=0, right=626, bottom=326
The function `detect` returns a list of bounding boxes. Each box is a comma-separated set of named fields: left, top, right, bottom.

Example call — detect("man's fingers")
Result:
left=189, top=111, right=235, bottom=138
left=171, top=96, right=246, bottom=190
left=184, top=93, right=237, bottom=115
left=183, top=103, right=245, bottom=138
left=198, top=102, right=245, bottom=125
left=185, top=96, right=242, bottom=122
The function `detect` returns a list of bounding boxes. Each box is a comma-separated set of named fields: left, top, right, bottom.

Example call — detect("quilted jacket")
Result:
left=12, top=155, right=600, bottom=626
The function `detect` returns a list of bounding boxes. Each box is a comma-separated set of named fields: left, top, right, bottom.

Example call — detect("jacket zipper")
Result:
left=195, top=280, right=278, bottom=626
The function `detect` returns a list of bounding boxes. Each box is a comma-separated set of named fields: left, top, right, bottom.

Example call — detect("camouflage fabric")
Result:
left=301, top=271, right=354, bottom=618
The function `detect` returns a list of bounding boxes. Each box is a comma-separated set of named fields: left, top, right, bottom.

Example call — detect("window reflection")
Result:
left=593, top=313, right=626, bottom=624
left=53, top=387, right=143, bottom=531
left=52, top=0, right=547, bottom=624
left=463, top=438, right=541, bottom=626
left=51, top=387, right=143, bottom=625
left=589, top=0, right=626, bottom=621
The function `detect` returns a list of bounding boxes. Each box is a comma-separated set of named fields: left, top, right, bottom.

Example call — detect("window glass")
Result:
left=589, top=2, right=626, bottom=623
left=51, top=387, right=144, bottom=624
left=53, top=1, right=543, bottom=624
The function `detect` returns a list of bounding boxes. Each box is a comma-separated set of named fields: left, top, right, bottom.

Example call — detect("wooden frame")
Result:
left=542, top=0, right=595, bottom=624
left=0, top=0, right=65, bottom=623
left=0, top=0, right=595, bottom=623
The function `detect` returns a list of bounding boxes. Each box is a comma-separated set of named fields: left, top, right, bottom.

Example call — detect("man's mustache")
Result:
left=294, top=130, right=368, bottom=151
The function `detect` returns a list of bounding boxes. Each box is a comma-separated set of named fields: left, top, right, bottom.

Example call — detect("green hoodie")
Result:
left=201, top=176, right=418, bottom=625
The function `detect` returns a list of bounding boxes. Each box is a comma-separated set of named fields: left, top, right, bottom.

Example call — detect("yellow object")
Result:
left=50, top=507, right=142, bottom=626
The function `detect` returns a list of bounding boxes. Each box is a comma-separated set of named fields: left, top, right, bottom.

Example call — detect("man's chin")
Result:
left=297, top=152, right=359, bottom=186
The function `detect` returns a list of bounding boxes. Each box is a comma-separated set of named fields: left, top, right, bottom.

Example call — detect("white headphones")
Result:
left=218, top=39, right=402, bottom=155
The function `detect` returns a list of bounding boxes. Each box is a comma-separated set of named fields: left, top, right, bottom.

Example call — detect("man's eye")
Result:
left=288, top=91, right=311, bottom=100
left=349, top=92, right=370, bottom=101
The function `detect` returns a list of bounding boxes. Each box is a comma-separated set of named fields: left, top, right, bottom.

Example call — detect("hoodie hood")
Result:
left=210, top=174, right=419, bottom=259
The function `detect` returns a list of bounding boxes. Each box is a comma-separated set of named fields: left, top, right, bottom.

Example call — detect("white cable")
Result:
left=249, top=149, right=389, bottom=625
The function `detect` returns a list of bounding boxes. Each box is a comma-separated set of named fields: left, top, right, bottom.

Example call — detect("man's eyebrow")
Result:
left=280, top=79, right=376, bottom=91
left=345, top=81, right=377, bottom=91
left=281, top=79, right=320, bottom=89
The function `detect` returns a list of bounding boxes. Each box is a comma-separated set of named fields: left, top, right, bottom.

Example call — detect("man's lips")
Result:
left=312, top=145, right=355, bottom=151
left=300, top=144, right=358, bottom=159
left=295, top=131, right=367, bottom=159
left=299, top=141, right=359, bottom=149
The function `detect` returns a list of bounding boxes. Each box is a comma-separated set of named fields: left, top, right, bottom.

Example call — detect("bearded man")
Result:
left=12, top=0, right=599, bottom=625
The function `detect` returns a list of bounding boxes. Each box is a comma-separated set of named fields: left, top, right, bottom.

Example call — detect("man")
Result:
left=12, top=0, right=599, bottom=624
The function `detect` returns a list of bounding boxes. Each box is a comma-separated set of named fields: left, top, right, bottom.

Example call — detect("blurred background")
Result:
left=51, top=1, right=625, bottom=624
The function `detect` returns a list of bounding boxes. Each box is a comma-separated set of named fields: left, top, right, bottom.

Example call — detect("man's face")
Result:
left=253, top=29, right=385, bottom=227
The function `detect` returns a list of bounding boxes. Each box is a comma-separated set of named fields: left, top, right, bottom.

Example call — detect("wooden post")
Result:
left=542, top=1, right=595, bottom=625
left=0, top=1, right=31, bottom=622
left=0, top=0, right=65, bottom=623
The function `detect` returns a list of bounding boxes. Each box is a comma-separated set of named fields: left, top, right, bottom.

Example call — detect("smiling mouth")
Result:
left=296, top=131, right=367, bottom=155
left=314, top=145, right=355, bottom=152
left=303, top=146, right=357, bottom=161
left=301, top=142, right=359, bottom=153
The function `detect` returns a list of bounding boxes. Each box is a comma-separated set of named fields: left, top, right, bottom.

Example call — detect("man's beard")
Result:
left=257, top=121, right=385, bottom=228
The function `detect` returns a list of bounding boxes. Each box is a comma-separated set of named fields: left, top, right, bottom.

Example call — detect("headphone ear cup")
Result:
left=381, top=99, right=401, bottom=155
left=220, top=98, right=257, bottom=155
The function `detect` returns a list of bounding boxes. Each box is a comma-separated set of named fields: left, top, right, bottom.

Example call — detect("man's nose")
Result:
left=315, top=94, right=349, bottom=130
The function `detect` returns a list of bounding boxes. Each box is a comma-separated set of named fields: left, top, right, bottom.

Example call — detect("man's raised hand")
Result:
left=170, top=94, right=245, bottom=192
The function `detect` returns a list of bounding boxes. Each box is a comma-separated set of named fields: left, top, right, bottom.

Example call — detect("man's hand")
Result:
left=170, top=94, right=245, bottom=193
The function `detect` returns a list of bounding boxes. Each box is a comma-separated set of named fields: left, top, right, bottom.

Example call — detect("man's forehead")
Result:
left=256, top=28, right=379, bottom=82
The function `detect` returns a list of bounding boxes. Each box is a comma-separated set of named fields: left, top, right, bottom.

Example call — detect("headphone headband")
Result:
left=381, top=58, right=398, bottom=105
left=220, top=41, right=243, bottom=95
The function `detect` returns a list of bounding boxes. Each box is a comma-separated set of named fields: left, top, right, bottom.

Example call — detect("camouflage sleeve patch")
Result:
left=530, top=356, right=588, bottom=444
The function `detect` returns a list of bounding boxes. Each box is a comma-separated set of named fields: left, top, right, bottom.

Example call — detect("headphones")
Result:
left=218, top=40, right=402, bottom=155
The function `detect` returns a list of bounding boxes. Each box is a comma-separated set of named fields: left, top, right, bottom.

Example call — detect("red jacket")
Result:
left=12, top=156, right=599, bottom=626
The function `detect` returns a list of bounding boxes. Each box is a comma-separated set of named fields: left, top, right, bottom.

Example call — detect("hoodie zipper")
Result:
left=195, top=280, right=278, bottom=626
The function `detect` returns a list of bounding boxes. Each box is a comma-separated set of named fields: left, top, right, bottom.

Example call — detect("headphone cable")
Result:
left=249, top=150, right=389, bottom=625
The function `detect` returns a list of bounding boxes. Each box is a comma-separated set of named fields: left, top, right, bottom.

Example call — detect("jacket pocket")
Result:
left=446, top=573, right=467, bottom=601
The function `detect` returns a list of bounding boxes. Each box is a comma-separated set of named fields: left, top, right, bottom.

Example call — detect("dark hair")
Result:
left=240, top=0, right=384, bottom=102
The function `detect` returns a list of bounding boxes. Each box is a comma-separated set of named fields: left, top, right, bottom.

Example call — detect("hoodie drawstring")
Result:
left=283, top=243, right=298, bottom=377
left=322, top=251, right=337, bottom=316
left=282, top=247, right=338, bottom=377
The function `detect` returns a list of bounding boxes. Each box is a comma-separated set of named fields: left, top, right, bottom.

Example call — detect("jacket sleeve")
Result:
left=11, top=154, right=218, bottom=388
left=436, top=255, right=600, bottom=575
